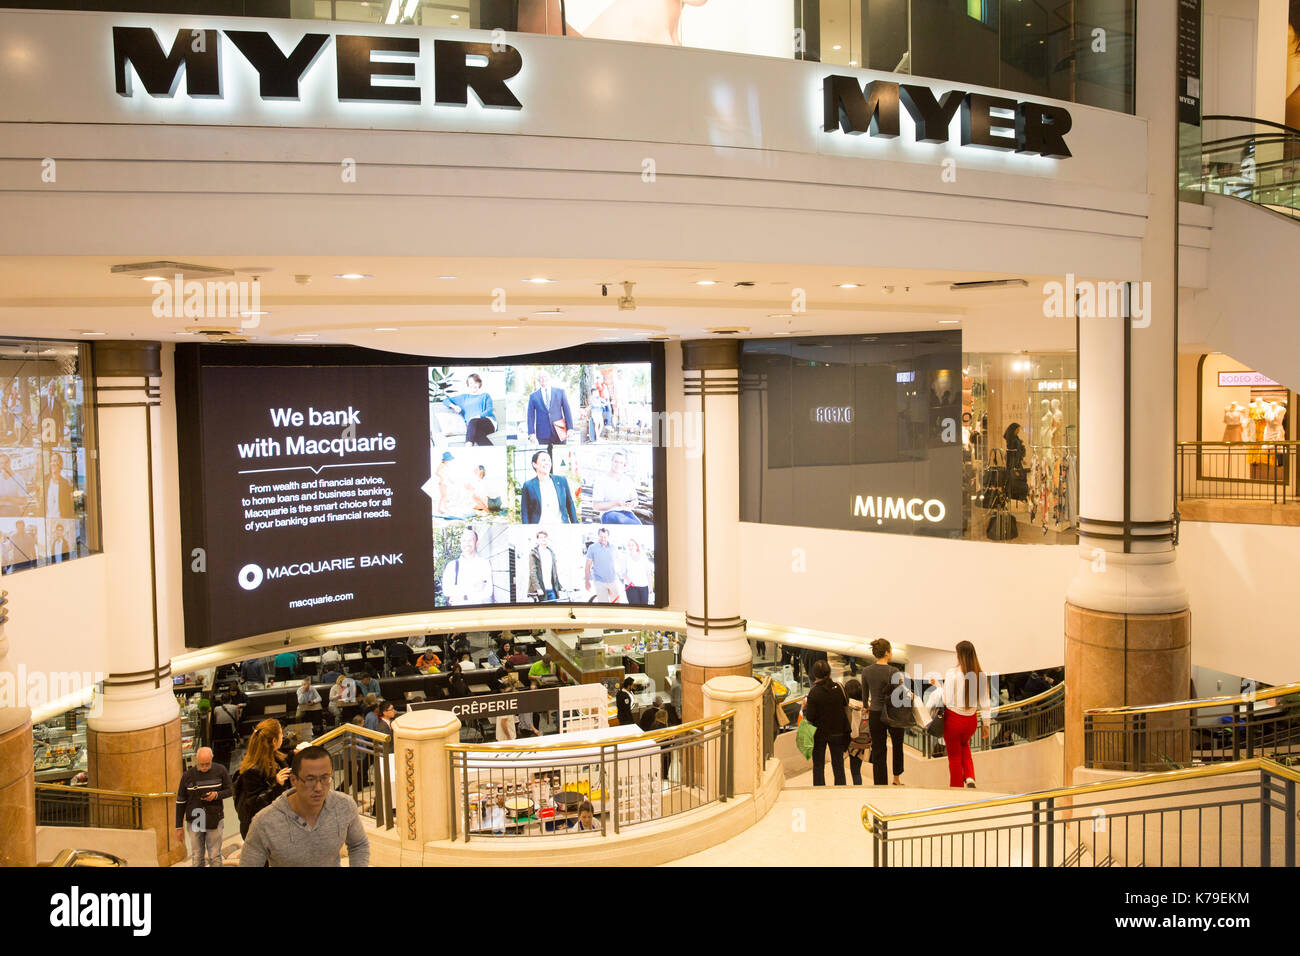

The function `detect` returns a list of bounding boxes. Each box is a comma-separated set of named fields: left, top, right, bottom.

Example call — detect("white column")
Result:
left=86, top=342, right=178, bottom=734
left=679, top=340, right=750, bottom=722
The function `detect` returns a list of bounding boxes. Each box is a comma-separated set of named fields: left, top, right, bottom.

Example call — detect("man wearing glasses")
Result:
left=239, top=745, right=370, bottom=867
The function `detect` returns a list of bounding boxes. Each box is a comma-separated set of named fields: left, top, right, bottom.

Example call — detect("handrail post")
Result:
left=599, top=745, right=608, bottom=836
left=612, top=741, right=620, bottom=834
left=1233, top=703, right=1244, bottom=761
left=1031, top=799, right=1041, bottom=866
left=1135, top=713, right=1147, bottom=772
left=1260, top=770, right=1272, bottom=868
left=1285, top=777, right=1296, bottom=869
left=1084, top=714, right=1093, bottom=768
left=1045, top=797, right=1056, bottom=868
left=461, top=751, right=471, bottom=844
left=876, top=819, right=888, bottom=869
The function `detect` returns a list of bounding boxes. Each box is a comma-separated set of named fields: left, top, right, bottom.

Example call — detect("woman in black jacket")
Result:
left=233, top=718, right=291, bottom=839
left=803, top=659, right=851, bottom=787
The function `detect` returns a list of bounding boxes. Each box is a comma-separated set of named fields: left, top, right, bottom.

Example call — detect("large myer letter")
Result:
left=336, top=34, right=420, bottom=103
left=224, top=30, right=330, bottom=100
left=114, top=26, right=222, bottom=98
left=433, top=40, right=523, bottom=109
left=823, top=76, right=900, bottom=137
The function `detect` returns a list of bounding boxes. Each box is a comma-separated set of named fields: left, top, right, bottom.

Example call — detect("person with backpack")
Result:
left=802, top=659, right=851, bottom=786
left=864, top=638, right=906, bottom=786
left=943, top=640, right=993, bottom=788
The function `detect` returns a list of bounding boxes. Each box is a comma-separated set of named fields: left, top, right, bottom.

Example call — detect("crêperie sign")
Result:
left=111, top=26, right=523, bottom=108
left=823, top=75, right=1073, bottom=158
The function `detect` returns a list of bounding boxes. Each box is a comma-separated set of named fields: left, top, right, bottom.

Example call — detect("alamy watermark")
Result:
left=151, top=274, right=262, bottom=329
left=1042, top=273, right=1152, bottom=328
left=0, top=665, right=104, bottom=715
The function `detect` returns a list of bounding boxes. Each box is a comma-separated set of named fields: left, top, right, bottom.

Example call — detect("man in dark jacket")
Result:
left=803, top=660, right=850, bottom=787
left=175, top=747, right=234, bottom=866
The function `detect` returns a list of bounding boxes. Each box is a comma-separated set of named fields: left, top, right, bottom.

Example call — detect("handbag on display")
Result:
left=986, top=510, right=1019, bottom=541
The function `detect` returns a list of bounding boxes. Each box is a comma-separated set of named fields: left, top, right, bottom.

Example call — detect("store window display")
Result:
left=963, top=352, right=1078, bottom=544
left=0, top=338, right=99, bottom=575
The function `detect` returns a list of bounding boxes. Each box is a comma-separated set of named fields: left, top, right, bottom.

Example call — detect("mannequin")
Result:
left=1222, top=402, right=1245, bottom=442
left=1049, top=398, right=1064, bottom=446
left=1263, top=400, right=1286, bottom=442
left=1248, top=399, right=1269, bottom=470
left=1039, top=400, right=1053, bottom=446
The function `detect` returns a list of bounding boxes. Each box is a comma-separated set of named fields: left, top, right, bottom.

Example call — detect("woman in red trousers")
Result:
left=942, top=641, right=992, bottom=788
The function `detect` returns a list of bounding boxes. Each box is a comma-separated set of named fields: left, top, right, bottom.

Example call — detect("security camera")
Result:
left=617, top=280, right=637, bottom=312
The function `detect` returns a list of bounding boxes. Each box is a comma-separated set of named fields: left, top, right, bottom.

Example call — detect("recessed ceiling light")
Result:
left=836, top=282, right=859, bottom=289
left=294, top=334, right=317, bottom=339
left=773, top=332, right=793, bottom=336
left=768, top=313, right=794, bottom=319
left=375, top=327, right=397, bottom=332
left=438, top=275, right=457, bottom=280
left=523, top=277, right=554, bottom=284
left=695, top=280, right=718, bottom=286
left=139, top=275, right=167, bottom=282
left=495, top=325, right=519, bottom=330
left=450, top=12, right=459, bottom=17
left=334, top=273, right=372, bottom=280
left=938, top=319, right=961, bottom=324
left=832, top=45, right=842, bottom=51
left=80, top=331, right=107, bottom=336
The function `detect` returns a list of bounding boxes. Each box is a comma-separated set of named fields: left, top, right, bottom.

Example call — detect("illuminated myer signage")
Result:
left=852, top=495, right=947, bottom=523
left=111, top=26, right=523, bottom=108
left=823, top=76, right=1072, bottom=158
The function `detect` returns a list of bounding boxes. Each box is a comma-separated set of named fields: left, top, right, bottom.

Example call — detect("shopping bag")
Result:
left=795, top=718, right=817, bottom=760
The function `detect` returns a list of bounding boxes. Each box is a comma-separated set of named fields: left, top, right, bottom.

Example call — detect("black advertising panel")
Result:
left=196, top=363, right=434, bottom=644
left=177, top=343, right=667, bottom=648
left=1178, top=0, right=1202, bottom=127
left=739, top=331, right=962, bottom=537
left=409, top=687, right=559, bottom=719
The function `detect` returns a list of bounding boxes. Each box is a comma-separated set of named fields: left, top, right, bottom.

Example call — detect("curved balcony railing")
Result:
left=1178, top=440, right=1300, bottom=504
left=903, top=682, right=1065, bottom=759
left=1183, top=115, right=1300, bottom=220
left=1084, top=681, right=1300, bottom=774
left=447, top=710, right=734, bottom=840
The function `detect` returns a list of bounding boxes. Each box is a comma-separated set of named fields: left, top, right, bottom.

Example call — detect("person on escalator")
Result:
left=233, top=719, right=292, bottom=840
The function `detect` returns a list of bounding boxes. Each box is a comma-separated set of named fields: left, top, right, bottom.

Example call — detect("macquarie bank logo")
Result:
left=238, top=553, right=403, bottom=590
left=111, top=26, right=523, bottom=109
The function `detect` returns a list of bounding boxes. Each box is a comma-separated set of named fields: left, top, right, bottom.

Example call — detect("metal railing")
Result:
left=1177, top=441, right=1297, bottom=504
left=862, top=758, right=1299, bottom=867
left=903, top=683, right=1065, bottom=759
left=448, top=712, right=734, bottom=841
left=34, top=783, right=169, bottom=830
left=312, top=724, right=395, bottom=830
left=1085, top=682, right=1300, bottom=774
left=1184, top=115, right=1300, bottom=218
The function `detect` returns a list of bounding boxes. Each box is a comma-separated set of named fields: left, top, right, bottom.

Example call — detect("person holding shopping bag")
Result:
left=844, top=679, right=870, bottom=785
left=802, top=659, right=851, bottom=786
left=864, top=638, right=906, bottom=786
left=943, top=640, right=993, bottom=788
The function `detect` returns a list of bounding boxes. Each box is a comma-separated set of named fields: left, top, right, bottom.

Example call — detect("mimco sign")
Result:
left=823, top=76, right=1072, bottom=158
left=852, top=494, right=947, bottom=523
left=112, top=26, right=523, bottom=108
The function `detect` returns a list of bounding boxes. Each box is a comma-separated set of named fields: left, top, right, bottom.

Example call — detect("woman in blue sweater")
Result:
left=443, top=373, right=497, bottom=446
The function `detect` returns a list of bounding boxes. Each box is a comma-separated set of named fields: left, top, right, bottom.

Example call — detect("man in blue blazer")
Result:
left=520, top=450, right=578, bottom=524
left=526, top=370, right=574, bottom=445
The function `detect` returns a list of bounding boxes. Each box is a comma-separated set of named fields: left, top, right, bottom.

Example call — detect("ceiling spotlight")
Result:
left=524, top=277, right=554, bottom=284
left=334, top=273, right=372, bottom=280
left=695, top=280, right=717, bottom=286
left=438, top=275, right=457, bottom=280
left=768, top=313, right=794, bottom=319
left=140, top=275, right=167, bottom=282
left=79, top=331, right=108, bottom=336
left=836, top=282, right=859, bottom=289
left=938, top=319, right=960, bottom=324
left=832, top=44, right=842, bottom=51
left=375, top=327, right=397, bottom=332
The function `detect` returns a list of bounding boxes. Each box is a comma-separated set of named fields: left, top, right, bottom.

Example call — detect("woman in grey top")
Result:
left=864, top=638, right=905, bottom=786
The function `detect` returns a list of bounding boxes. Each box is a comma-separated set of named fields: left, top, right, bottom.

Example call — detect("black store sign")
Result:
left=410, top=687, right=560, bottom=719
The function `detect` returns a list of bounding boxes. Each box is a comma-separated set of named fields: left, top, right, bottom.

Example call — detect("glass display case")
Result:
left=32, top=707, right=89, bottom=784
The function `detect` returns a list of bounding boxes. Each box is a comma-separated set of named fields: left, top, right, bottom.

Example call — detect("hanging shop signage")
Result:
left=409, top=686, right=559, bottom=719
left=822, top=76, right=1072, bottom=158
left=1218, top=371, right=1279, bottom=388
left=112, top=26, right=523, bottom=108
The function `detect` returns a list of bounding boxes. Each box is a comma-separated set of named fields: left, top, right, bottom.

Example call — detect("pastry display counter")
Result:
left=33, top=708, right=88, bottom=784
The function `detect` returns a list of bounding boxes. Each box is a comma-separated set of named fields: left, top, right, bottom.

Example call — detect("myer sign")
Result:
left=112, top=26, right=523, bottom=108
left=823, top=76, right=1072, bottom=158
left=852, top=494, right=947, bottom=523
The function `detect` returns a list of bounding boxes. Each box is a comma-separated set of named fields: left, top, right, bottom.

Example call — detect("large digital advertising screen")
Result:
left=176, top=343, right=666, bottom=648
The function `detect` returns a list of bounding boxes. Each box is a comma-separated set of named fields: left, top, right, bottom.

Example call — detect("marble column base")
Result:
left=0, top=717, right=36, bottom=867
left=87, top=717, right=186, bottom=867
left=680, top=661, right=753, bottom=724
left=1064, top=602, right=1191, bottom=781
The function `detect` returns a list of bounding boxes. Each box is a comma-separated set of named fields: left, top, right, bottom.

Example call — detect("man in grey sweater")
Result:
left=239, top=745, right=369, bottom=867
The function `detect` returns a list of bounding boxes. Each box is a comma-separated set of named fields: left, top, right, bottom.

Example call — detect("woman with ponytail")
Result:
left=943, top=641, right=993, bottom=788
left=233, top=718, right=292, bottom=838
